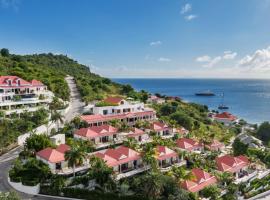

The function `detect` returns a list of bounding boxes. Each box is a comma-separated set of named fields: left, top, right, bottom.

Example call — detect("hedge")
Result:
left=40, top=186, right=147, bottom=200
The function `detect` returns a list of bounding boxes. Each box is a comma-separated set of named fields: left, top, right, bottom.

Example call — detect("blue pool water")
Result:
left=113, top=79, right=270, bottom=124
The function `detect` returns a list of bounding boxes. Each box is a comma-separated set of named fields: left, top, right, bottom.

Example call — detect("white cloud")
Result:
left=238, top=46, right=270, bottom=72
left=158, top=57, right=171, bottom=62
left=181, top=3, right=192, bottom=14
left=223, top=51, right=237, bottom=59
left=203, top=56, right=222, bottom=68
left=196, top=55, right=211, bottom=62
left=150, top=41, right=162, bottom=46
left=196, top=50, right=237, bottom=68
left=184, top=14, right=198, bottom=21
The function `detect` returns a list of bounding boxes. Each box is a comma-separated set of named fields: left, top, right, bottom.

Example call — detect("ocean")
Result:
left=113, top=79, right=270, bottom=124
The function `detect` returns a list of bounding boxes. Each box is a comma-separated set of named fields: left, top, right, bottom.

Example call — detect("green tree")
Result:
left=166, top=166, right=194, bottom=184
left=200, top=185, right=221, bottom=200
left=51, top=111, right=64, bottom=131
left=0, top=191, right=20, bottom=200
left=88, top=156, right=114, bottom=187
left=170, top=111, right=193, bottom=130
left=65, top=146, right=87, bottom=178
left=232, top=138, right=248, bottom=156
left=257, top=122, right=270, bottom=144
left=25, top=134, right=54, bottom=152
left=0, top=48, right=10, bottom=57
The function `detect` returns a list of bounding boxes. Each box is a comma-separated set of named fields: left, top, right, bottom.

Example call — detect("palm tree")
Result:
left=123, top=137, right=139, bottom=150
left=65, top=146, right=87, bottom=178
left=88, top=156, right=114, bottom=188
left=167, top=166, right=195, bottom=184
left=142, top=143, right=158, bottom=170
left=51, top=111, right=64, bottom=131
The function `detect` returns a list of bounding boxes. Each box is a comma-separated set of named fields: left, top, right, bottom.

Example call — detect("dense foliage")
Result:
left=152, top=101, right=233, bottom=143
left=0, top=49, right=125, bottom=102
left=0, top=109, right=49, bottom=155
left=256, top=122, right=270, bottom=145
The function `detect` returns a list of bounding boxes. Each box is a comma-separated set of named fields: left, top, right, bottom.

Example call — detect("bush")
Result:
left=22, top=179, right=39, bottom=186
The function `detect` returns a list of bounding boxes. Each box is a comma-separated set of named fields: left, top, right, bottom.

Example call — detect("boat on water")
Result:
left=218, top=92, right=229, bottom=110
left=195, top=90, right=215, bottom=96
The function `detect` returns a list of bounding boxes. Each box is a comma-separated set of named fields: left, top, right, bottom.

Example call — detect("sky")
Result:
left=1, top=0, right=270, bottom=78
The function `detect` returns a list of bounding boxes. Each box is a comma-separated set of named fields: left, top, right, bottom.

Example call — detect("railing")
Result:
left=160, top=160, right=186, bottom=172
left=115, top=165, right=150, bottom=180
left=234, top=170, right=258, bottom=184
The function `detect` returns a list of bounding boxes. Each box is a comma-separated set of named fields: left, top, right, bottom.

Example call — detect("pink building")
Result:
left=181, top=168, right=217, bottom=193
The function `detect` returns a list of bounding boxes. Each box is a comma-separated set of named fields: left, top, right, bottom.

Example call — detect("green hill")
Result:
left=0, top=49, right=122, bottom=102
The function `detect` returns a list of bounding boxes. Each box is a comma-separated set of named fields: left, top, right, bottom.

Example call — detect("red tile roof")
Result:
left=31, top=79, right=44, bottom=86
left=151, top=122, right=169, bottom=131
left=104, top=97, right=124, bottom=104
left=181, top=168, right=217, bottom=192
left=214, top=112, right=237, bottom=121
left=80, top=110, right=155, bottom=124
left=56, top=144, right=71, bottom=153
left=0, top=76, right=45, bottom=88
left=36, top=144, right=71, bottom=163
left=127, top=128, right=145, bottom=137
left=75, top=125, right=118, bottom=139
left=206, top=140, right=225, bottom=151
left=216, top=155, right=249, bottom=173
left=176, top=127, right=189, bottom=135
left=94, top=146, right=141, bottom=167
left=176, top=138, right=202, bottom=151
left=156, top=146, right=178, bottom=161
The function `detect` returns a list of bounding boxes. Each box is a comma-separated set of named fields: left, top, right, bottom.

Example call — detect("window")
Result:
left=103, top=110, right=108, bottom=115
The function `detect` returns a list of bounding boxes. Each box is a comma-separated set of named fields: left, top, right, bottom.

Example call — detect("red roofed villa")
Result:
left=127, top=128, right=151, bottom=143
left=176, top=138, right=203, bottom=152
left=92, top=96, right=146, bottom=116
left=94, top=146, right=146, bottom=179
left=0, top=75, right=51, bottom=115
left=206, top=140, right=225, bottom=151
left=36, top=144, right=71, bottom=173
left=181, top=168, right=217, bottom=193
left=216, top=155, right=250, bottom=178
left=80, top=110, right=156, bottom=127
left=74, top=125, right=120, bottom=148
left=150, top=121, right=174, bottom=138
left=155, top=146, right=185, bottom=171
left=213, top=112, right=238, bottom=125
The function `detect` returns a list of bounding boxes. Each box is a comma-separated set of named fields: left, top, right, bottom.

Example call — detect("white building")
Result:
left=0, top=76, right=53, bottom=115
left=93, top=97, right=145, bottom=115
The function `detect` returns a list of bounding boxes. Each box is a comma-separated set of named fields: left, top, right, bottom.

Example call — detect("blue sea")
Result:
left=113, top=79, right=270, bottom=124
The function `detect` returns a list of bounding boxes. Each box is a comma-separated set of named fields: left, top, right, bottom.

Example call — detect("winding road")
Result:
left=0, top=76, right=84, bottom=199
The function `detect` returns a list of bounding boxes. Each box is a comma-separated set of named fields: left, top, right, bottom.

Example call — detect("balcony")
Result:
left=115, top=165, right=150, bottom=180
left=160, top=160, right=187, bottom=172
left=234, top=169, right=257, bottom=184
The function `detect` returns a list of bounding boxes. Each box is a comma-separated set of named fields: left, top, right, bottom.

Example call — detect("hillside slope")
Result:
left=0, top=51, right=122, bottom=101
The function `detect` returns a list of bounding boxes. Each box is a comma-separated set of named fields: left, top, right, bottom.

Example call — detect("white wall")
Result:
left=8, top=177, right=40, bottom=195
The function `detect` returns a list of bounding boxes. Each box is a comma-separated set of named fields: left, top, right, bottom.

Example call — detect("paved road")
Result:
left=0, top=76, right=84, bottom=199
left=64, top=76, right=85, bottom=122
